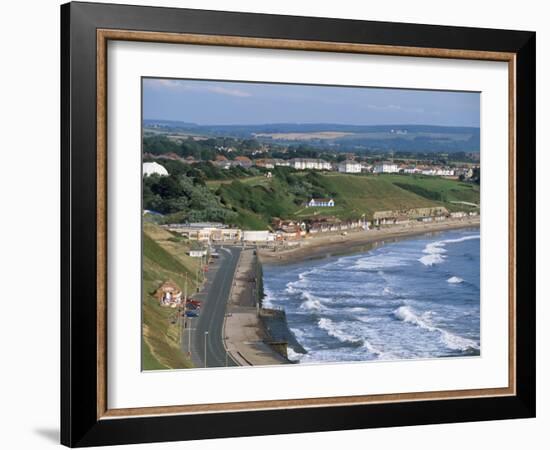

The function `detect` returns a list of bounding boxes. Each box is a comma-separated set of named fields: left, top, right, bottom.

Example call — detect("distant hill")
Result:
left=144, top=120, right=480, bottom=153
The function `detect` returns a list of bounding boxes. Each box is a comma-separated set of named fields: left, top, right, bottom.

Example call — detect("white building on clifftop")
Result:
left=143, top=161, right=169, bottom=176
left=338, top=160, right=362, bottom=173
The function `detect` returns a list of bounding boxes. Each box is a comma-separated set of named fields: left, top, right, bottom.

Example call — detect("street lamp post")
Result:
left=204, top=331, right=208, bottom=368
left=188, top=324, right=192, bottom=356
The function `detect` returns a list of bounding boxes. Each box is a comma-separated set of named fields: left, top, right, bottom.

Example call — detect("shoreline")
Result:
left=259, top=217, right=480, bottom=265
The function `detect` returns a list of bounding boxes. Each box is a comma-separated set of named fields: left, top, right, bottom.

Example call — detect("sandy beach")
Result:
left=259, top=217, right=480, bottom=265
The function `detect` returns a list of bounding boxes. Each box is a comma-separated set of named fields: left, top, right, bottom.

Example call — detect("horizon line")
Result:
left=143, top=119, right=480, bottom=129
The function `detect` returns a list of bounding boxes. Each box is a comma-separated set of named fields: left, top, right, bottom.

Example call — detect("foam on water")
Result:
left=263, top=229, right=480, bottom=363
left=318, top=318, right=362, bottom=345
left=346, top=307, right=369, bottom=313
left=394, top=305, right=479, bottom=351
left=447, top=276, right=464, bottom=284
left=353, top=255, right=409, bottom=270
left=299, top=291, right=326, bottom=312
left=287, top=347, right=305, bottom=362
left=419, top=234, right=480, bottom=266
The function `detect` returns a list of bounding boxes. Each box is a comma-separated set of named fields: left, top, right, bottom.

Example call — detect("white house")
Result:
left=373, top=162, right=399, bottom=174
left=403, top=166, right=420, bottom=174
left=338, top=160, right=362, bottom=173
left=306, top=198, right=335, bottom=208
left=420, top=167, right=455, bottom=176
left=291, top=158, right=332, bottom=171
left=436, top=167, right=455, bottom=176
left=143, top=162, right=169, bottom=176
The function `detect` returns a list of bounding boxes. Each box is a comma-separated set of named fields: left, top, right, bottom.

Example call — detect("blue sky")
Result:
left=143, top=78, right=480, bottom=127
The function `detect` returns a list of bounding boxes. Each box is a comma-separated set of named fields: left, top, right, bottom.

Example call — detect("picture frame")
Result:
left=61, top=1, right=536, bottom=447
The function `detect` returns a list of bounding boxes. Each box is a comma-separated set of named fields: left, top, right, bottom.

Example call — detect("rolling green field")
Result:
left=142, top=223, right=202, bottom=370
left=214, top=172, right=479, bottom=229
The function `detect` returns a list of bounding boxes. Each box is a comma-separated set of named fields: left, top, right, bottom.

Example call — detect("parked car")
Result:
left=185, top=311, right=199, bottom=318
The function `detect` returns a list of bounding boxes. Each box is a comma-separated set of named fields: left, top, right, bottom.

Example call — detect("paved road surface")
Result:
left=183, top=246, right=241, bottom=368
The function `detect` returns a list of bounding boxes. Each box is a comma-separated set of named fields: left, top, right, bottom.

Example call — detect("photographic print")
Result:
left=141, top=78, right=481, bottom=370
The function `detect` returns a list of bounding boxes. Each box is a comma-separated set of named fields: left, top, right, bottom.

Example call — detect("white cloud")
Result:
left=145, top=79, right=252, bottom=98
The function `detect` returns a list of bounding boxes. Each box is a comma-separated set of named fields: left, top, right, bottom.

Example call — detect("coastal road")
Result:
left=185, top=246, right=241, bottom=368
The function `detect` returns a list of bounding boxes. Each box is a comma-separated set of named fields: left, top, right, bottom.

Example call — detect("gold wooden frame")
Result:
left=96, top=29, right=516, bottom=420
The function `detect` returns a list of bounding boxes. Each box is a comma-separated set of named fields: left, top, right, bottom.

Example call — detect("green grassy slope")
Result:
left=303, top=174, right=435, bottom=219
left=142, top=223, right=201, bottom=370
left=382, top=174, right=480, bottom=206
left=215, top=172, right=479, bottom=228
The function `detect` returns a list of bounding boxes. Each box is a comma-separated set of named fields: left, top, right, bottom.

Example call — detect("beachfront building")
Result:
left=306, top=216, right=363, bottom=234
left=373, top=162, right=399, bottom=174
left=165, top=223, right=242, bottom=242
left=143, top=161, right=169, bottom=177
left=154, top=280, right=183, bottom=308
left=373, top=206, right=449, bottom=226
left=338, top=160, right=362, bottom=173
left=242, top=230, right=275, bottom=242
left=271, top=218, right=306, bottom=241
left=291, top=158, right=332, bottom=171
left=450, top=211, right=468, bottom=219
left=306, top=198, right=335, bottom=208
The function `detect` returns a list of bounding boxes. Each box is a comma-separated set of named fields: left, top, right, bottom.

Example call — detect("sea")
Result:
left=262, top=228, right=480, bottom=363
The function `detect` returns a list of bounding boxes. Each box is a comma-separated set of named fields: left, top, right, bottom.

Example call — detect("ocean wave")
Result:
left=285, top=284, right=299, bottom=294
left=447, top=276, right=464, bottom=284
left=318, top=318, right=363, bottom=345
left=419, top=234, right=480, bottom=266
left=362, top=339, right=393, bottom=359
left=440, top=330, right=480, bottom=351
left=284, top=269, right=318, bottom=292
left=355, top=315, right=386, bottom=325
left=394, top=305, right=437, bottom=331
left=393, top=306, right=479, bottom=351
left=353, top=255, right=409, bottom=271
left=287, top=347, right=306, bottom=362
left=382, top=286, right=394, bottom=296
left=290, top=327, right=305, bottom=341
left=299, top=291, right=326, bottom=312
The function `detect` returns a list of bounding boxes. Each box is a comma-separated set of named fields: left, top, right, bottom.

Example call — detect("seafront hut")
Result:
left=154, top=280, right=183, bottom=308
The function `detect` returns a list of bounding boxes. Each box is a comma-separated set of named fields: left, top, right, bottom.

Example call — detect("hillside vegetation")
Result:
left=142, top=222, right=201, bottom=370
left=216, top=171, right=479, bottom=228
left=144, top=164, right=479, bottom=230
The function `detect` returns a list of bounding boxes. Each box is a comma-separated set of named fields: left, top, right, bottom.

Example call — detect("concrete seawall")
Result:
left=224, top=248, right=291, bottom=366
left=259, top=308, right=306, bottom=358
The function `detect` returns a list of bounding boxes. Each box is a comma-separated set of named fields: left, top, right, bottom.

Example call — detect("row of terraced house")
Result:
left=144, top=153, right=476, bottom=179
